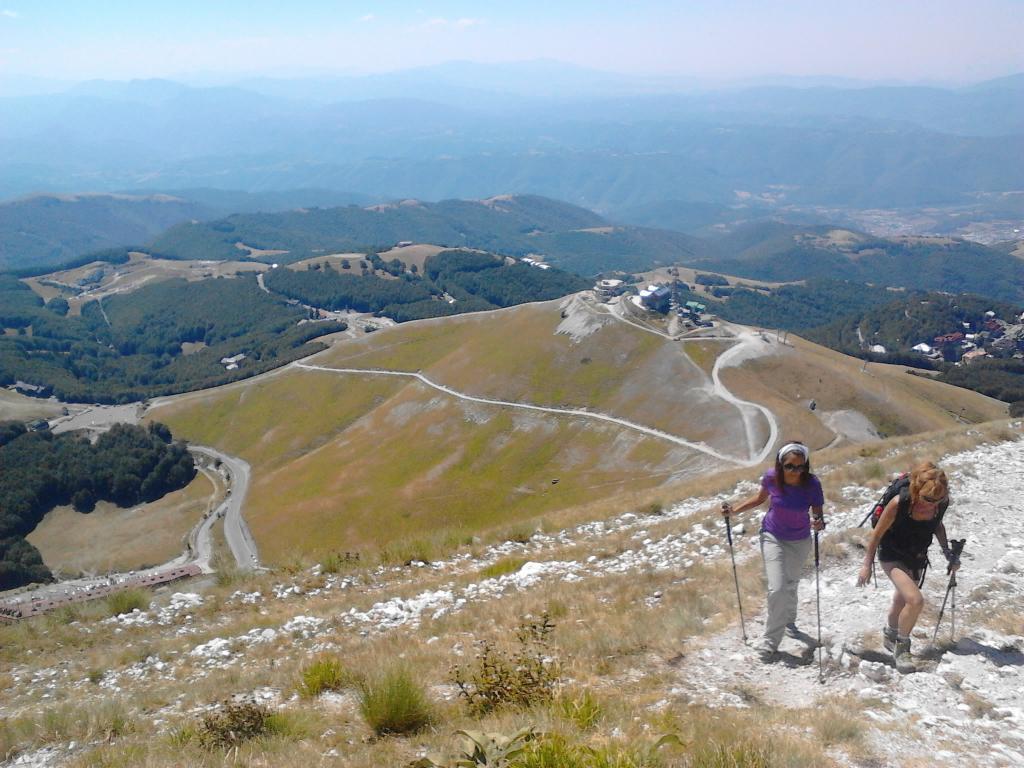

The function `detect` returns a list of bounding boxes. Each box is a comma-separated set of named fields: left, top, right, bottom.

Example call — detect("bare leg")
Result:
left=887, top=591, right=906, bottom=630
left=883, top=565, right=924, bottom=636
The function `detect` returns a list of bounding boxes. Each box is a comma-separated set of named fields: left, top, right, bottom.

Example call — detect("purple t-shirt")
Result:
left=760, top=469, right=824, bottom=541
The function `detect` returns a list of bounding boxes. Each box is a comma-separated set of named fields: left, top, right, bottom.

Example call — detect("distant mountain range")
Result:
left=1, top=63, right=1021, bottom=213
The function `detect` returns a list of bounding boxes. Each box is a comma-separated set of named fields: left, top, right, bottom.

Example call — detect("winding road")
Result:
left=189, top=446, right=259, bottom=572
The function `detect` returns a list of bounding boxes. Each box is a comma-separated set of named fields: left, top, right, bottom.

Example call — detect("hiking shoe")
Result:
left=785, top=622, right=800, bottom=639
left=882, top=625, right=899, bottom=653
left=893, top=638, right=917, bottom=674
left=755, top=645, right=776, bottom=663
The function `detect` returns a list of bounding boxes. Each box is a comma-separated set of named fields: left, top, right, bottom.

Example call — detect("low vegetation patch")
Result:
left=358, top=664, right=434, bottom=736
left=480, top=557, right=529, bottom=579
left=195, top=701, right=289, bottom=750
left=296, top=655, right=352, bottom=698
left=452, top=613, right=559, bottom=715
left=106, top=588, right=151, bottom=617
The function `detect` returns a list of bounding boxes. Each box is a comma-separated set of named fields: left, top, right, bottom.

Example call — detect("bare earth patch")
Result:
left=27, top=473, right=215, bottom=575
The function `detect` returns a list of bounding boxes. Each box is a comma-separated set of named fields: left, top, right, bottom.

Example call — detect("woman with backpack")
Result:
left=721, top=442, right=825, bottom=661
left=856, top=461, right=958, bottom=673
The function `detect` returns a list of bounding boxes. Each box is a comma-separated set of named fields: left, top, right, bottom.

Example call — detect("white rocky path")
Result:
left=671, top=437, right=1024, bottom=768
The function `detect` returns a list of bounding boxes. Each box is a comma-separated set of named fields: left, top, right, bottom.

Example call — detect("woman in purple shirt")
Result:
left=721, top=442, right=826, bottom=661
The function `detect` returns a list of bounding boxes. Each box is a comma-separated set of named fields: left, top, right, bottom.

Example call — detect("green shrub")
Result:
left=452, top=613, right=559, bottom=715
left=555, top=689, right=603, bottom=730
left=480, top=557, right=527, bottom=579
left=358, top=664, right=433, bottom=736
left=410, top=728, right=540, bottom=767
left=320, top=550, right=360, bottom=574
left=106, top=589, right=150, bottom=617
left=296, top=655, right=352, bottom=698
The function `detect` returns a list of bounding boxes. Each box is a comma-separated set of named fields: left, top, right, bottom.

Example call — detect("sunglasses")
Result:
left=922, top=495, right=945, bottom=504
left=783, top=463, right=806, bottom=471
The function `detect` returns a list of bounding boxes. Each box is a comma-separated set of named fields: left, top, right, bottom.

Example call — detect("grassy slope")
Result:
left=321, top=300, right=737, bottom=448
left=721, top=334, right=1008, bottom=445
left=151, top=303, right=1005, bottom=565
left=26, top=473, right=215, bottom=575
left=152, top=367, right=706, bottom=564
left=0, top=389, right=63, bottom=422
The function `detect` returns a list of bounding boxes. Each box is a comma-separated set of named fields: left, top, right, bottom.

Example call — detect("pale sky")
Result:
left=1, top=0, right=1023, bottom=84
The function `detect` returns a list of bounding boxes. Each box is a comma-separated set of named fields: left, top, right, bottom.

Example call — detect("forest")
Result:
left=265, top=249, right=590, bottom=323
left=0, top=422, right=196, bottom=589
left=0, top=274, right=344, bottom=403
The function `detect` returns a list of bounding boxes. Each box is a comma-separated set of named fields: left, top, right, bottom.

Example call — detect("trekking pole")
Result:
left=814, top=530, right=824, bottom=683
left=722, top=508, right=748, bottom=644
left=932, top=539, right=966, bottom=645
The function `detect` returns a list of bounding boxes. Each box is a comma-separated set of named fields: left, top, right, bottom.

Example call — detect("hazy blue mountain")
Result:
left=1, top=66, right=1022, bottom=212
left=0, top=194, right=213, bottom=270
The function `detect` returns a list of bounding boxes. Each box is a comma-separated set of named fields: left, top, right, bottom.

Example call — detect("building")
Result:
left=961, top=348, right=989, bottom=364
left=638, top=285, right=671, bottom=313
left=14, top=381, right=52, bottom=398
left=869, top=344, right=887, bottom=354
left=220, top=353, right=246, bottom=368
left=911, top=343, right=942, bottom=361
left=594, top=279, right=624, bottom=301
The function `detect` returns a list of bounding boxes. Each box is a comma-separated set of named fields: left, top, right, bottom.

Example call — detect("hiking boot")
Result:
left=785, top=622, right=800, bottom=639
left=755, top=645, right=776, bottom=663
left=893, top=638, right=917, bottom=674
left=882, top=625, right=899, bottom=653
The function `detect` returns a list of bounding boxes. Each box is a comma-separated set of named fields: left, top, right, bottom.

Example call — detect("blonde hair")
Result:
left=909, top=461, right=948, bottom=504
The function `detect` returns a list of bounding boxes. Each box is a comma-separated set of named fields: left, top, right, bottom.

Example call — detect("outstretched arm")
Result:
left=721, top=487, right=769, bottom=517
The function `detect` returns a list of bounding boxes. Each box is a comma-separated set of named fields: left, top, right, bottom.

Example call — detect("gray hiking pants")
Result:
left=758, top=530, right=812, bottom=652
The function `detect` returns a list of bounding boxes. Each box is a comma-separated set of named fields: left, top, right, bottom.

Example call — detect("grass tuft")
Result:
left=480, top=557, right=528, bottom=579
left=105, top=589, right=150, bottom=617
left=296, top=655, right=352, bottom=698
left=357, top=664, right=434, bottom=736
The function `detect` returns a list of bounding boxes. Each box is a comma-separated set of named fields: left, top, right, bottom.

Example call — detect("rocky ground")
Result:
left=3, top=432, right=1022, bottom=767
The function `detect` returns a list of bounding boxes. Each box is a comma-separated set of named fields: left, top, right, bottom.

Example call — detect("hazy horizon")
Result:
left=2, top=0, right=1023, bottom=86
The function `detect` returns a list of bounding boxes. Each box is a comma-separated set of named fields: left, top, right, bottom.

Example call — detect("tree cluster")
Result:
left=0, top=422, right=196, bottom=589
left=0, top=274, right=344, bottom=403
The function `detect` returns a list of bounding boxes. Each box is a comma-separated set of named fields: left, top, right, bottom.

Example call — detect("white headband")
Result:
left=777, top=443, right=809, bottom=462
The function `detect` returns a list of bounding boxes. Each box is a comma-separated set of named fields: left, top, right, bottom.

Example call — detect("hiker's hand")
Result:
left=720, top=502, right=732, bottom=517
left=949, top=559, right=961, bottom=575
left=856, top=564, right=871, bottom=587
left=811, top=516, right=825, bottom=532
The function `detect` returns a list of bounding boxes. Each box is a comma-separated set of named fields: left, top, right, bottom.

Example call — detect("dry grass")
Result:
left=0, top=388, right=63, bottom=422
left=28, top=472, right=216, bottom=575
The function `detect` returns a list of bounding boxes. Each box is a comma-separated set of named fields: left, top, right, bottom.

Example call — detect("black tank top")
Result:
left=878, top=488, right=947, bottom=568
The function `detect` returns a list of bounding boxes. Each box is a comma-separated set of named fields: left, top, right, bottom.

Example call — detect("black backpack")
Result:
left=868, top=473, right=910, bottom=528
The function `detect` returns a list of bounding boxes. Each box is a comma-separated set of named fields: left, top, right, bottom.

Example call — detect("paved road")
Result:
left=190, top=445, right=259, bottom=571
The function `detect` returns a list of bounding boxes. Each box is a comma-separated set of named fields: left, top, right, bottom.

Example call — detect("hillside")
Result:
left=0, top=414, right=1019, bottom=766
left=148, top=195, right=692, bottom=274
left=692, top=223, right=1024, bottom=302
left=0, top=194, right=212, bottom=271
left=0, top=273, right=342, bottom=403
left=149, top=298, right=1005, bottom=567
